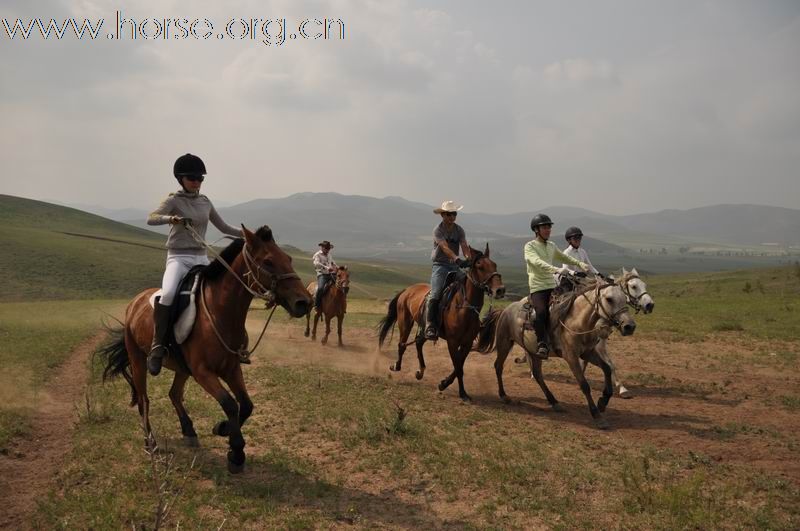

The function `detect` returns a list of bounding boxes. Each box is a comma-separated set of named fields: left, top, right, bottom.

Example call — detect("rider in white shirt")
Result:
left=558, top=227, right=600, bottom=286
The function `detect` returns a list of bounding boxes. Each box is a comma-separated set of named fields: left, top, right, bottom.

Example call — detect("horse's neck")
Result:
left=207, top=253, right=255, bottom=325
left=462, top=275, right=484, bottom=309
left=564, top=291, right=602, bottom=331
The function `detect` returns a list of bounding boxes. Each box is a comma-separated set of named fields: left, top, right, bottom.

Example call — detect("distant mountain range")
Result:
left=53, top=193, right=800, bottom=260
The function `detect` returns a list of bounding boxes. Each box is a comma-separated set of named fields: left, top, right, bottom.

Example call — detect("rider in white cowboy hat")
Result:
left=312, top=240, right=338, bottom=312
left=425, top=200, right=471, bottom=340
left=146, top=153, right=243, bottom=376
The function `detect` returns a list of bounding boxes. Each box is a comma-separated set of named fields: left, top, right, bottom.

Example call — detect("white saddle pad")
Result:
left=148, top=275, right=201, bottom=344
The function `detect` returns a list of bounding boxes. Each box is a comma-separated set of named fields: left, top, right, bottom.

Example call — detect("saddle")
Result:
left=417, top=270, right=465, bottom=337
left=311, top=273, right=335, bottom=298
left=148, top=265, right=205, bottom=374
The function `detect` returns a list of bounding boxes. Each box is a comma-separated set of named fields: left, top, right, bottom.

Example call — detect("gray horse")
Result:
left=585, top=268, right=654, bottom=398
left=476, top=279, right=636, bottom=429
left=513, top=267, right=654, bottom=398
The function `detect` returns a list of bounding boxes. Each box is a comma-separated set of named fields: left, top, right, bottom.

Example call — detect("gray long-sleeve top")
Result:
left=148, top=189, right=242, bottom=254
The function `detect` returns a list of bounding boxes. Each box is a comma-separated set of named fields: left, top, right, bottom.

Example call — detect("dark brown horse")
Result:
left=304, top=266, right=350, bottom=346
left=97, top=226, right=311, bottom=473
left=378, top=245, right=505, bottom=401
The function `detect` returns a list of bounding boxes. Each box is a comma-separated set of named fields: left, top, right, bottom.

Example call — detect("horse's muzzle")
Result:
left=621, top=322, right=636, bottom=336
left=493, top=286, right=506, bottom=299
left=288, top=298, right=311, bottom=318
left=643, top=302, right=654, bottom=314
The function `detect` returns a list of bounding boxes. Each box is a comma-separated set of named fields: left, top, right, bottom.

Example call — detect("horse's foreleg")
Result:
left=321, top=316, right=332, bottom=345
left=596, top=340, right=631, bottom=398
left=311, top=312, right=321, bottom=341
left=168, top=371, right=198, bottom=446
left=438, top=339, right=460, bottom=394
left=195, top=368, right=247, bottom=473
left=414, top=337, right=426, bottom=380
left=222, top=366, right=254, bottom=428
left=454, top=343, right=471, bottom=402
left=336, top=314, right=344, bottom=347
left=583, top=349, right=615, bottom=413
left=304, top=311, right=311, bottom=338
left=565, top=354, right=608, bottom=429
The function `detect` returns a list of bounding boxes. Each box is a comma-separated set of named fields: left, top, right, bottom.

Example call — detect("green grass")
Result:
left=0, top=299, right=125, bottom=449
left=34, top=358, right=800, bottom=530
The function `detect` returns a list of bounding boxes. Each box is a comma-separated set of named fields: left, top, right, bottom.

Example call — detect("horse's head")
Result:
left=617, top=267, right=654, bottom=314
left=597, top=283, right=637, bottom=336
left=468, top=243, right=505, bottom=299
left=242, top=225, right=312, bottom=318
left=336, top=265, right=350, bottom=295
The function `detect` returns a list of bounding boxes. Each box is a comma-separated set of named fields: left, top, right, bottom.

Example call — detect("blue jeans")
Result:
left=315, top=274, right=333, bottom=308
left=430, top=262, right=460, bottom=300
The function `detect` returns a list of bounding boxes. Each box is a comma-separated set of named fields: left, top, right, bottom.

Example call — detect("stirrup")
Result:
left=147, top=346, right=166, bottom=375
left=237, top=350, right=252, bottom=365
left=532, top=342, right=550, bottom=360
left=424, top=326, right=438, bottom=340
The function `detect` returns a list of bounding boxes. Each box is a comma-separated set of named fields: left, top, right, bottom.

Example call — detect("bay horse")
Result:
left=97, top=225, right=312, bottom=473
left=378, top=244, right=505, bottom=402
left=476, top=278, right=635, bottom=428
left=304, top=266, right=350, bottom=346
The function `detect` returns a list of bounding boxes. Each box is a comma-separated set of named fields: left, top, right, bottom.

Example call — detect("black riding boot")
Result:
left=424, top=297, right=440, bottom=340
left=147, top=302, right=171, bottom=376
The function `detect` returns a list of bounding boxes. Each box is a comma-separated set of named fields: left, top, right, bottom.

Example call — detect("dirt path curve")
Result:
left=0, top=333, right=104, bottom=530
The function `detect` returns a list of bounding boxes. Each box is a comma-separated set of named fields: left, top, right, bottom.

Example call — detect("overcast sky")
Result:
left=1, top=0, right=798, bottom=215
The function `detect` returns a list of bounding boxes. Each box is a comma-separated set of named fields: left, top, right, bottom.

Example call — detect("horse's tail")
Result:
left=475, top=308, right=502, bottom=354
left=377, top=290, right=404, bottom=348
left=95, top=320, right=137, bottom=407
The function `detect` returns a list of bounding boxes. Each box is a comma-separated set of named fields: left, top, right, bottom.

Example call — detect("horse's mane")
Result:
left=203, top=225, right=275, bottom=280
left=551, top=278, right=605, bottom=325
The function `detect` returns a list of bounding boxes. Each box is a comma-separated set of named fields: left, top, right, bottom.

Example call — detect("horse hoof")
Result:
left=227, top=460, right=245, bottom=474
left=594, top=417, right=610, bottom=430
left=620, top=390, right=634, bottom=399
left=438, top=382, right=446, bottom=392
left=212, top=421, right=229, bottom=437
left=389, top=363, right=400, bottom=372
left=460, top=394, right=472, bottom=403
left=304, top=331, right=310, bottom=338
left=513, top=356, right=527, bottom=364
left=551, top=403, right=566, bottom=413
left=415, top=370, right=424, bottom=380
left=500, top=395, right=511, bottom=404
left=183, top=436, right=200, bottom=448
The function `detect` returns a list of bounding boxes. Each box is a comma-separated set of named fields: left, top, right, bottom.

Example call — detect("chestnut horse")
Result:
left=304, top=266, right=350, bottom=346
left=97, top=226, right=311, bottom=473
left=378, top=244, right=505, bottom=401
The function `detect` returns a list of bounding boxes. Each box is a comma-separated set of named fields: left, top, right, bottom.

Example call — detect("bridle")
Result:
left=559, top=281, right=630, bottom=336
left=618, top=273, right=651, bottom=314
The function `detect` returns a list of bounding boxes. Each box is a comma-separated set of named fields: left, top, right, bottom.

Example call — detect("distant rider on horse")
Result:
left=312, top=240, right=338, bottom=312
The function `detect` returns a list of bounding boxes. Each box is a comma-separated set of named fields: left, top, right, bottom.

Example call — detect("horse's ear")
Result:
left=631, top=267, right=639, bottom=276
left=484, top=242, right=490, bottom=257
left=241, top=225, right=256, bottom=248
left=607, top=274, right=616, bottom=282
left=622, top=267, right=628, bottom=275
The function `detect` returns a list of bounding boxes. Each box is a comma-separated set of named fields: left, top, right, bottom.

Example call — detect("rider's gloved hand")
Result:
left=557, top=265, right=574, bottom=276
left=456, top=258, right=471, bottom=268
left=169, top=216, right=185, bottom=225
left=578, top=262, right=590, bottom=273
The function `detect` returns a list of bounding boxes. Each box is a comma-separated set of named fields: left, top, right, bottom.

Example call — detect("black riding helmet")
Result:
left=173, top=153, right=206, bottom=181
left=530, top=213, right=553, bottom=232
left=565, top=226, right=583, bottom=241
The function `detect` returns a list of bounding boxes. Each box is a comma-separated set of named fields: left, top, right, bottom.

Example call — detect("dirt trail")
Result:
left=255, top=321, right=800, bottom=482
left=0, top=333, right=103, bottom=530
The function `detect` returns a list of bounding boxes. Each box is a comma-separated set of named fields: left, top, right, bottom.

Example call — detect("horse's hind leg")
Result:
left=414, top=337, right=426, bottom=380
left=390, top=311, right=413, bottom=373
left=565, top=354, right=608, bottom=429
left=494, top=337, right=513, bottom=403
left=195, top=368, right=247, bottom=474
left=336, top=314, right=344, bottom=347
left=169, top=371, right=198, bottom=446
left=125, top=334, right=152, bottom=447
left=453, top=343, right=472, bottom=402
left=531, top=359, right=564, bottom=412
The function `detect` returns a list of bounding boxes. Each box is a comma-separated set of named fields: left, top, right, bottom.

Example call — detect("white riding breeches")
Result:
left=159, top=253, right=209, bottom=306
